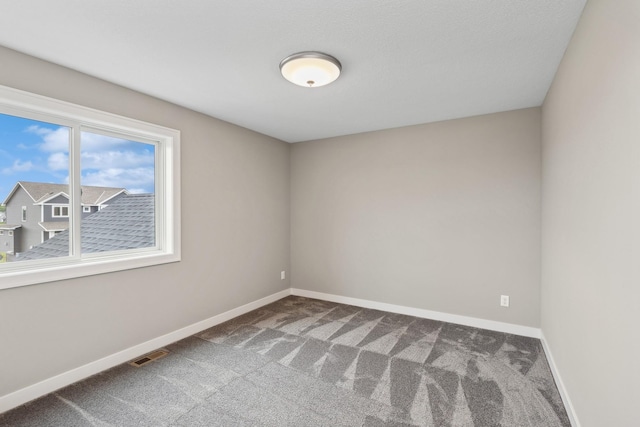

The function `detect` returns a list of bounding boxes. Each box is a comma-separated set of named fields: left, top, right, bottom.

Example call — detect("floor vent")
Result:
left=129, top=349, right=169, bottom=367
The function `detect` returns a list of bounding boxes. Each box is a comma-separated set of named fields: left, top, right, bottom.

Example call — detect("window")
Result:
left=8, top=231, right=13, bottom=237
left=0, top=84, right=181, bottom=290
left=52, top=205, right=69, bottom=217
left=0, top=230, right=3, bottom=235
left=80, top=131, right=156, bottom=255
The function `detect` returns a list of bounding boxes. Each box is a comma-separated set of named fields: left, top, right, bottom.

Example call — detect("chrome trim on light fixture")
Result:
left=279, top=52, right=342, bottom=72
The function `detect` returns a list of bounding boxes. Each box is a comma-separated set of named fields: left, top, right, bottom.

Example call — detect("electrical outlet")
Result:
left=500, top=295, right=510, bottom=307
left=281, top=271, right=286, bottom=280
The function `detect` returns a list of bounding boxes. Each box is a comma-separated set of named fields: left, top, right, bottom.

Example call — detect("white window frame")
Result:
left=0, top=85, right=181, bottom=290
left=51, top=205, right=70, bottom=218
left=8, top=231, right=13, bottom=237
left=0, top=230, right=3, bottom=235
left=83, top=206, right=91, bottom=213
left=21, top=206, right=27, bottom=222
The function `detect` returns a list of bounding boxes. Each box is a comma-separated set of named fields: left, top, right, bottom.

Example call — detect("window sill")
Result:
left=0, top=250, right=181, bottom=290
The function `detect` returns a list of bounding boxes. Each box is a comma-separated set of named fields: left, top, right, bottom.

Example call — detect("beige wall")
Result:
left=0, top=46, right=291, bottom=397
left=292, top=108, right=542, bottom=327
left=7, top=2, right=638, bottom=421
left=541, top=0, right=640, bottom=425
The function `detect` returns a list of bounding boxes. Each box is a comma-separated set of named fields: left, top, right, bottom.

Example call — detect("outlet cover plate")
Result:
left=500, top=295, right=510, bottom=307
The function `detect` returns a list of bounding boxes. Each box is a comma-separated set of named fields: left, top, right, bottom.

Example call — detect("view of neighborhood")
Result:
left=0, top=112, right=156, bottom=263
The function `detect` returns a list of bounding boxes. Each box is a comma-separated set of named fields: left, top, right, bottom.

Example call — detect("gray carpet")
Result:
left=0, top=296, right=571, bottom=426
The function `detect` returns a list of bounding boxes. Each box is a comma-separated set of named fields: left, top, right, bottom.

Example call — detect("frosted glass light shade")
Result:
left=280, top=52, right=341, bottom=88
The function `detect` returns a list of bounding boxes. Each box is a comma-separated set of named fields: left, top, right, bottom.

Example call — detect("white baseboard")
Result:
left=0, top=288, right=291, bottom=414
left=540, top=332, right=581, bottom=427
left=291, top=288, right=541, bottom=338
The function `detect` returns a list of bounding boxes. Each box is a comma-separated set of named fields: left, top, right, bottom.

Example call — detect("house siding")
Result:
left=43, top=194, right=71, bottom=222
left=46, top=194, right=69, bottom=204
left=5, top=187, right=41, bottom=252
left=0, top=229, right=16, bottom=255
left=3, top=185, right=130, bottom=255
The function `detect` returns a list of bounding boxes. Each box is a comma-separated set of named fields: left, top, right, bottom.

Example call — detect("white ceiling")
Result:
left=0, top=1, right=586, bottom=143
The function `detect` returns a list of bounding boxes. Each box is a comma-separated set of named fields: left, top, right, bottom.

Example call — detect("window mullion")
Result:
left=0, top=84, right=180, bottom=290
left=69, top=125, right=82, bottom=258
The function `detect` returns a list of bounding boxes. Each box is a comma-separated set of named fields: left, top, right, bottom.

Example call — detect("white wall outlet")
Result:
left=281, top=271, right=286, bottom=280
left=500, top=295, right=510, bottom=307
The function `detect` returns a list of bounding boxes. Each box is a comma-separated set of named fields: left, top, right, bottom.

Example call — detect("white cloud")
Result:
left=2, top=159, right=34, bottom=175
left=26, top=125, right=51, bottom=136
left=28, top=125, right=155, bottom=192
left=81, top=132, right=130, bottom=152
left=47, top=152, right=68, bottom=171
left=81, top=149, right=154, bottom=170
left=81, top=167, right=154, bottom=192
left=30, top=126, right=133, bottom=153
left=47, top=151, right=155, bottom=173
left=28, top=126, right=70, bottom=152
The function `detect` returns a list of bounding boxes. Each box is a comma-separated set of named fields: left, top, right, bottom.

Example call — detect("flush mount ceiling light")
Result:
left=279, top=52, right=342, bottom=88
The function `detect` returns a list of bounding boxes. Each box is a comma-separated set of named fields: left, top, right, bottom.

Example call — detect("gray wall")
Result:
left=0, top=46, right=291, bottom=397
left=541, top=0, right=640, bottom=425
left=5, top=186, right=41, bottom=252
left=291, top=108, right=542, bottom=327
left=0, top=229, right=16, bottom=254
left=43, top=195, right=71, bottom=223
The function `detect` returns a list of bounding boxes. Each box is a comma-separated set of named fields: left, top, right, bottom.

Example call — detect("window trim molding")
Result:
left=51, top=204, right=70, bottom=218
left=0, top=84, right=181, bottom=290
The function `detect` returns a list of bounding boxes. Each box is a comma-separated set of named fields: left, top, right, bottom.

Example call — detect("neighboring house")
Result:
left=0, top=224, right=21, bottom=259
left=18, top=194, right=154, bottom=261
left=1, top=181, right=128, bottom=254
left=0, top=208, right=9, bottom=259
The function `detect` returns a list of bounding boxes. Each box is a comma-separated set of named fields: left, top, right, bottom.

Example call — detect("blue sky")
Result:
left=0, top=113, right=155, bottom=201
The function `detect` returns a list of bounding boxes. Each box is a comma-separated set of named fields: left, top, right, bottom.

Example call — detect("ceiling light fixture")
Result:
left=279, top=52, right=342, bottom=88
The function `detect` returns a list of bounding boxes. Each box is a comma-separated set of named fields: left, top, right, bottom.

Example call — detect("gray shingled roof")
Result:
left=3, top=181, right=127, bottom=205
left=18, top=194, right=155, bottom=261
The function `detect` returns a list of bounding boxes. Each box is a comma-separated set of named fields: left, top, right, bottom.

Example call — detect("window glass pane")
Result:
left=80, top=131, right=156, bottom=254
left=0, top=112, right=70, bottom=262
